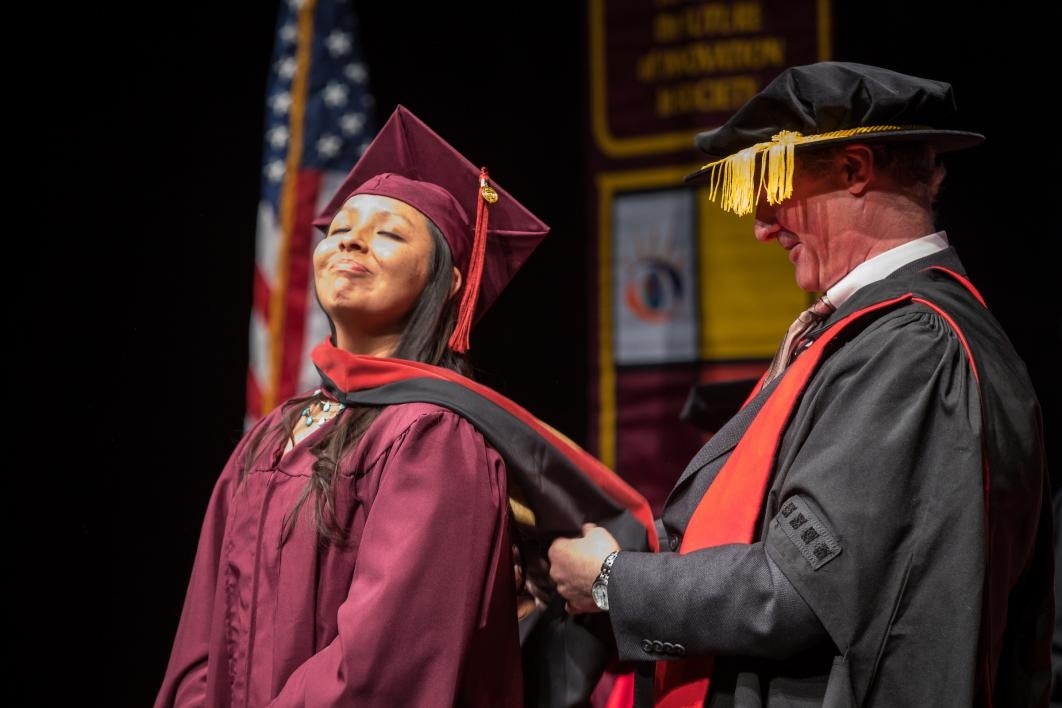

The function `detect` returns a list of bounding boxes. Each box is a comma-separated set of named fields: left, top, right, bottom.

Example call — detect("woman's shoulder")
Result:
left=370, top=401, right=476, bottom=438
left=341, top=402, right=490, bottom=477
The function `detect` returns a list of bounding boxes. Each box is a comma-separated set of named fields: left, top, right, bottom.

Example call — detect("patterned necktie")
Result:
left=762, top=295, right=836, bottom=385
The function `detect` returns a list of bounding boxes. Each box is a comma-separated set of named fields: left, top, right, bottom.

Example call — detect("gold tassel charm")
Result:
left=480, top=177, right=499, bottom=204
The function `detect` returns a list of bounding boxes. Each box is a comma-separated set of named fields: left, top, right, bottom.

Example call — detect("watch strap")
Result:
left=597, top=550, right=619, bottom=585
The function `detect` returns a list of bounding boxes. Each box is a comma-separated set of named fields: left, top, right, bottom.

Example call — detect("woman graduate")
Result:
left=155, top=106, right=656, bottom=708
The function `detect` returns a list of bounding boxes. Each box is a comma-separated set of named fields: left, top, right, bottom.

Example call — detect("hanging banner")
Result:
left=590, top=0, right=829, bottom=157
left=587, top=0, right=831, bottom=514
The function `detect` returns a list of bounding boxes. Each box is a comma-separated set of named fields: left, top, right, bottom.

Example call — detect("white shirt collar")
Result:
left=823, top=232, right=950, bottom=310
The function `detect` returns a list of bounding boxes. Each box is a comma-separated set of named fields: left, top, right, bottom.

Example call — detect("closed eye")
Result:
left=378, top=230, right=405, bottom=241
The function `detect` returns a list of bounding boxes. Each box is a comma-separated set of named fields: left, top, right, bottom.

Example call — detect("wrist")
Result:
left=591, top=550, right=619, bottom=611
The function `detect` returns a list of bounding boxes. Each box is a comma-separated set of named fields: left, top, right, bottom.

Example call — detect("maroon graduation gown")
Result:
left=157, top=343, right=658, bottom=707
left=155, top=402, right=522, bottom=707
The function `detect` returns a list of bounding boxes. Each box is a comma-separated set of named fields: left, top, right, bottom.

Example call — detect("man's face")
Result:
left=752, top=157, right=854, bottom=293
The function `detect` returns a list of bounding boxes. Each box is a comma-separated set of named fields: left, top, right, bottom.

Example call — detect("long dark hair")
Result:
left=245, top=221, right=470, bottom=544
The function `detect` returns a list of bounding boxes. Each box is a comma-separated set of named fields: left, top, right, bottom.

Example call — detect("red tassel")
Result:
left=448, top=166, right=493, bottom=353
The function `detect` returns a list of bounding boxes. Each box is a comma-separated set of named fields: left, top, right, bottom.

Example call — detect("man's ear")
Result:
left=840, top=144, right=874, bottom=196
left=449, top=266, right=463, bottom=299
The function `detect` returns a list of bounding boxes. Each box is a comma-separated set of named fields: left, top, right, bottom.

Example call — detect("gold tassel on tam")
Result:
left=702, top=125, right=907, bottom=216
left=763, top=130, right=798, bottom=206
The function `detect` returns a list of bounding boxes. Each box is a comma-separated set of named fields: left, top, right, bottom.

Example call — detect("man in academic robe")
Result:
left=548, top=62, right=1052, bottom=707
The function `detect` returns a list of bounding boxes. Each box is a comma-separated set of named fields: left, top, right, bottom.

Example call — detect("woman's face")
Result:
left=314, top=194, right=435, bottom=343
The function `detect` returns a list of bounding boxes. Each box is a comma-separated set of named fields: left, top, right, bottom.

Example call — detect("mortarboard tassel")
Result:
left=448, top=166, right=498, bottom=353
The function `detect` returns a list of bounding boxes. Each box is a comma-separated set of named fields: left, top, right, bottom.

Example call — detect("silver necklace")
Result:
left=300, top=391, right=346, bottom=428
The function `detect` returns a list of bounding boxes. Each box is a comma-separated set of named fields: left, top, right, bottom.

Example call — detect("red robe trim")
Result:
left=311, top=339, right=659, bottom=553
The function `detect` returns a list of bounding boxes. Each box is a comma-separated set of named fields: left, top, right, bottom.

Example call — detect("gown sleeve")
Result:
left=269, top=408, right=512, bottom=707
left=154, top=424, right=264, bottom=708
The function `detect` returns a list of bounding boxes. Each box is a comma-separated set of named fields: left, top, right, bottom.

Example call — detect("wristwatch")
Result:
left=591, top=550, right=619, bottom=611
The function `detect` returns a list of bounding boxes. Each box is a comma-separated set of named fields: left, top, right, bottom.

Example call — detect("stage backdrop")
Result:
left=586, top=0, right=830, bottom=513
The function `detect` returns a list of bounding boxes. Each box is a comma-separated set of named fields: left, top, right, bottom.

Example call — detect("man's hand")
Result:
left=548, top=523, right=621, bottom=614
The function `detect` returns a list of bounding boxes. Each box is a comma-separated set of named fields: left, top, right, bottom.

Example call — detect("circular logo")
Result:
left=624, top=257, right=685, bottom=322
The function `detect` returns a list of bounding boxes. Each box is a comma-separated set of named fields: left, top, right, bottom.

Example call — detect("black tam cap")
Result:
left=687, top=62, right=985, bottom=215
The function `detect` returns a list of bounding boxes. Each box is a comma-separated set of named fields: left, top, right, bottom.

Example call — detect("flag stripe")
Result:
left=249, top=0, right=376, bottom=424
left=278, top=170, right=323, bottom=398
left=266, top=0, right=317, bottom=414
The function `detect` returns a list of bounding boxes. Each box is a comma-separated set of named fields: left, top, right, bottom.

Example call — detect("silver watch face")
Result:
left=591, top=580, right=609, bottom=611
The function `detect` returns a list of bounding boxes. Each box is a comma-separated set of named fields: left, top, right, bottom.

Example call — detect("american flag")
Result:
left=247, top=0, right=376, bottom=423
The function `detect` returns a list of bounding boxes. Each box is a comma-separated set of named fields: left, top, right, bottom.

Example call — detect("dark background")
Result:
left=27, top=2, right=1058, bottom=704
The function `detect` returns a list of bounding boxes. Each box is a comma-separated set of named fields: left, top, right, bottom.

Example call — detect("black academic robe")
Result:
left=607, top=249, right=1053, bottom=706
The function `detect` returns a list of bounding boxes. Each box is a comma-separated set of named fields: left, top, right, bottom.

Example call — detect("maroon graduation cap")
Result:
left=313, top=105, right=550, bottom=352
